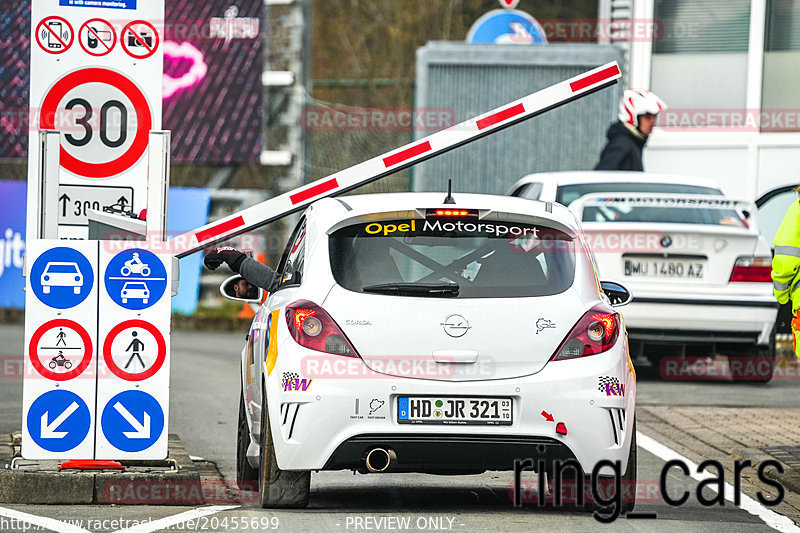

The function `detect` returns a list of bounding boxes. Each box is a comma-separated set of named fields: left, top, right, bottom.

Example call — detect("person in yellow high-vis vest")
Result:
left=772, top=186, right=800, bottom=356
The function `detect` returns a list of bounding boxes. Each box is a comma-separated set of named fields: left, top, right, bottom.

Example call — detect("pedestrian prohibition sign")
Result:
left=29, top=319, right=93, bottom=381
left=39, top=68, right=153, bottom=178
left=27, top=390, right=91, bottom=453
left=103, top=320, right=166, bottom=381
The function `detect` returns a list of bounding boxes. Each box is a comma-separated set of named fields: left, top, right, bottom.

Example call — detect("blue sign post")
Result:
left=101, top=390, right=165, bottom=453
left=27, top=390, right=91, bottom=453
left=104, top=248, right=167, bottom=310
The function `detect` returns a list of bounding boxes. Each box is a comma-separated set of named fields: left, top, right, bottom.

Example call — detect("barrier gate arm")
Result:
left=169, top=62, right=621, bottom=258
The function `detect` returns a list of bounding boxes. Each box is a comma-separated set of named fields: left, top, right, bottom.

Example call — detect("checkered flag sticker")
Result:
left=598, top=376, right=620, bottom=392
left=282, top=372, right=299, bottom=390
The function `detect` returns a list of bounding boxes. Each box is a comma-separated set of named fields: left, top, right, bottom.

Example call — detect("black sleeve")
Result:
left=238, top=257, right=280, bottom=293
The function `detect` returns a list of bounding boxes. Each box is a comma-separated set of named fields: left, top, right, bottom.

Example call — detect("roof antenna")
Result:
left=443, top=179, right=456, bottom=204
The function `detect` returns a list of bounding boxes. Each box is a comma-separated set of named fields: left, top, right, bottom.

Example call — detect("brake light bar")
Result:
left=426, top=209, right=478, bottom=218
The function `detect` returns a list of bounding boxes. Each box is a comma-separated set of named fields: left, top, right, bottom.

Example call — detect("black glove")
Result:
left=203, top=246, right=247, bottom=272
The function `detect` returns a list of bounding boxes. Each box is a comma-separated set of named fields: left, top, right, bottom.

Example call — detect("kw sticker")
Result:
left=598, top=376, right=624, bottom=397
left=284, top=378, right=312, bottom=392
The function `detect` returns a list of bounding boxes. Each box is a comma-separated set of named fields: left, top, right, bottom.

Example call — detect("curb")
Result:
left=765, top=465, right=800, bottom=496
left=0, top=433, right=203, bottom=505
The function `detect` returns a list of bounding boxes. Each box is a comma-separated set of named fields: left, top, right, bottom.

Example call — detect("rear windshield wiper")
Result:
left=362, top=282, right=460, bottom=297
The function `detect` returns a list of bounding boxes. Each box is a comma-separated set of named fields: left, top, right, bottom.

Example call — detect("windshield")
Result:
left=329, top=218, right=576, bottom=298
left=557, top=182, right=721, bottom=206
left=46, top=264, right=79, bottom=273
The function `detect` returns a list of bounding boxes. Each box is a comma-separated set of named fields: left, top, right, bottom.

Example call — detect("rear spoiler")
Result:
left=568, top=193, right=758, bottom=231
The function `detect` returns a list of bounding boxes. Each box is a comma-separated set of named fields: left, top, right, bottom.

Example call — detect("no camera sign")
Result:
left=39, top=68, right=152, bottom=179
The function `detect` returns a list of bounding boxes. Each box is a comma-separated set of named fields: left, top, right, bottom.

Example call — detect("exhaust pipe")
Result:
left=365, top=447, right=396, bottom=472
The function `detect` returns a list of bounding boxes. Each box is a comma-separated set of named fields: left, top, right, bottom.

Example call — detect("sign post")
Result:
left=27, top=0, right=164, bottom=239
left=22, top=240, right=98, bottom=459
left=96, top=246, right=171, bottom=459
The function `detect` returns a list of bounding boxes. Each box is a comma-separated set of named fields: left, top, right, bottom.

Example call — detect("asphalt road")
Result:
left=0, top=324, right=798, bottom=532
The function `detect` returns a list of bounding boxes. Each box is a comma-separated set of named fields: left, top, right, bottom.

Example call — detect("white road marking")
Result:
left=638, top=431, right=800, bottom=533
left=112, top=505, right=239, bottom=533
left=0, top=505, right=92, bottom=533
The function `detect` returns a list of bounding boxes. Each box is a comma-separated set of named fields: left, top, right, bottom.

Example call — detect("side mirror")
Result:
left=220, top=275, right=264, bottom=303
left=600, top=281, right=632, bottom=307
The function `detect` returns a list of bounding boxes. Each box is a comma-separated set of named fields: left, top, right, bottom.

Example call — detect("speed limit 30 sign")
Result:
left=40, top=68, right=152, bottom=179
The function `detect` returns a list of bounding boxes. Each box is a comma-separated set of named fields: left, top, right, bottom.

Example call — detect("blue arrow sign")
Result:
left=27, top=390, right=91, bottom=452
left=467, top=10, right=547, bottom=45
left=29, top=247, right=94, bottom=309
left=104, top=249, right=167, bottom=310
left=101, top=390, right=164, bottom=452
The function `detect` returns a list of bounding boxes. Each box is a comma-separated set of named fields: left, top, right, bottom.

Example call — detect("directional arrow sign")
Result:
left=59, top=193, right=71, bottom=218
left=101, top=390, right=164, bottom=453
left=114, top=402, right=150, bottom=439
left=26, top=390, right=91, bottom=453
left=58, top=184, right=134, bottom=227
left=41, top=401, right=79, bottom=439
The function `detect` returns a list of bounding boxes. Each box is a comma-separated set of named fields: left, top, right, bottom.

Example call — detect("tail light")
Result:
left=551, top=305, right=621, bottom=361
left=729, top=256, right=772, bottom=283
left=285, top=300, right=358, bottom=357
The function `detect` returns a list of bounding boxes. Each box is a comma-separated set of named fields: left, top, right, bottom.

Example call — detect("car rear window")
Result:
left=556, top=183, right=721, bottom=206
left=580, top=203, right=746, bottom=227
left=329, top=218, right=576, bottom=298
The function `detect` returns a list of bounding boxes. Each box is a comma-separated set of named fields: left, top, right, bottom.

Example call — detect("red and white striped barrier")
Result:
left=170, top=62, right=621, bottom=258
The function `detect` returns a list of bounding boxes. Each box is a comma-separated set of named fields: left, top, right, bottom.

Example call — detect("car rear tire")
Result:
left=236, top=394, right=258, bottom=490
left=620, top=423, right=637, bottom=514
left=258, top=383, right=310, bottom=508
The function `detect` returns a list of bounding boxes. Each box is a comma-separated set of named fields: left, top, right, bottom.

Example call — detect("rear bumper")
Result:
left=622, top=298, right=778, bottom=345
left=323, top=434, right=577, bottom=474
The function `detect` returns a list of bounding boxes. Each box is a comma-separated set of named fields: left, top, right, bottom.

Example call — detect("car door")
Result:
left=757, top=185, right=797, bottom=334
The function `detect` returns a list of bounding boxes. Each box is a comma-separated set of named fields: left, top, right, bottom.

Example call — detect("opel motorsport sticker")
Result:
left=360, top=219, right=543, bottom=237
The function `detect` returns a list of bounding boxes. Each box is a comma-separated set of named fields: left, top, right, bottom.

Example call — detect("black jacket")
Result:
left=594, top=121, right=647, bottom=171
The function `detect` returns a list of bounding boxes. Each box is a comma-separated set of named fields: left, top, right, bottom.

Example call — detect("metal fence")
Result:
left=413, top=42, right=623, bottom=195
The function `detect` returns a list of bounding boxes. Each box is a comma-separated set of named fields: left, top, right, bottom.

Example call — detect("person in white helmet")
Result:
left=595, top=89, right=667, bottom=171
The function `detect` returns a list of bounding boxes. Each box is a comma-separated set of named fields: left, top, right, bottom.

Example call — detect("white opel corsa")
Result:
left=229, top=192, right=637, bottom=509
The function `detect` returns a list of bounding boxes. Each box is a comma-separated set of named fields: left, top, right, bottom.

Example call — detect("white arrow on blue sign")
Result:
left=26, top=390, right=91, bottom=452
left=101, top=390, right=164, bottom=452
